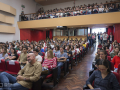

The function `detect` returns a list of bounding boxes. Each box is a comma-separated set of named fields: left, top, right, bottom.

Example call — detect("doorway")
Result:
left=92, top=28, right=106, bottom=34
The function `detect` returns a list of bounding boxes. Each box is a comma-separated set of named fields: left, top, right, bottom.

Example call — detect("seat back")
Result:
left=6, top=60, right=21, bottom=75
left=42, top=52, right=45, bottom=57
left=107, top=56, right=111, bottom=61
left=111, top=62, right=114, bottom=71
left=41, top=56, right=44, bottom=64
left=17, top=54, right=20, bottom=59
left=117, top=64, right=120, bottom=74
left=113, top=72, right=120, bottom=84
left=0, top=59, right=6, bottom=72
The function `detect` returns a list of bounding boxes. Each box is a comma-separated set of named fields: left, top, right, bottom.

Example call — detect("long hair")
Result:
left=114, top=46, right=120, bottom=56
left=11, top=48, right=17, bottom=55
left=47, top=50, right=54, bottom=59
left=2, top=48, right=7, bottom=57
left=100, top=50, right=107, bottom=60
left=98, top=59, right=111, bottom=73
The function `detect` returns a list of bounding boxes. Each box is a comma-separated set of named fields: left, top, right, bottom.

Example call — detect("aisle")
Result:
left=52, top=45, right=97, bottom=90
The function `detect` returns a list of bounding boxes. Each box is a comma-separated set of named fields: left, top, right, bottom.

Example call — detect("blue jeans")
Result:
left=0, top=72, right=28, bottom=90
left=57, top=62, right=64, bottom=79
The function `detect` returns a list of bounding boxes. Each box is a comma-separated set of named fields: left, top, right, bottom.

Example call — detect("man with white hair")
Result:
left=0, top=53, right=42, bottom=90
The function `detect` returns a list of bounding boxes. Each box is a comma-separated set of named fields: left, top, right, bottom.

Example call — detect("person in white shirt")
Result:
left=103, top=32, right=108, bottom=44
left=98, top=5, right=104, bottom=13
left=33, top=48, right=42, bottom=63
left=51, top=42, right=54, bottom=49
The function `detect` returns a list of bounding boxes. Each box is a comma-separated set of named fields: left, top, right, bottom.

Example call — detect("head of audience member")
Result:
left=27, top=53, right=36, bottom=64
left=47, top=46, right=51, bottom=51
left=115, top=42, right=119, bottom=47
left=97, top=48, right=101, bottom=55
left=28, top=46, right=32, bottom=52
left=98, top=42, right=101, bottom=45
left=99, top=50, right=107, bottom=60
left=27, top=43, right=30, bottom=47
left=71, top=45, right=74, bottom=51
left=10, top=43, right=15, bottom=49
left=98, top=60, right=111, bottom=74
left=16, top=42, right=20, bottom=47
left=55, top=45, right=60, bottom=51
left=41, top=44, right=44, bottom=49
left=60, top=47, right=64, bottom=54
left=19, top=46, right=23, bottom=51
left=2, top=48, right=7, bottom=57
left=33, top=48, right=39, bottom=56
left=47, top=50, right=54, bottom=59
left=23, top=46, right=28, bottom=54
left=67, top=45, right=70, bottom=51
left=30, top=44, right=34, bottom=50
left=114, top=46, right=119, bottom=54
left=37, top=46, right=41, bottom=52
left=105, top=46, right=109, bottom=51
left=117, top=51, right=120, bottom=57
left=11, top=48, right=17, bottom=55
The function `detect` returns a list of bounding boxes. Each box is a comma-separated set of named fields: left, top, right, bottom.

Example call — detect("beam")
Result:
left=0, top=14, right=14, bottom=24
left=0, top=25, right=15, bottom=33
left=0, top=2, right=16, bottom=15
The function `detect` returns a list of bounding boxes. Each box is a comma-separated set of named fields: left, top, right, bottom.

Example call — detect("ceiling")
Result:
left=35, top=0, right=75, bottom=6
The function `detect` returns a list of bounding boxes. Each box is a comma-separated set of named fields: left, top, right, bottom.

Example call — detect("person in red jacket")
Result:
left=111, top=51, right=120, bottom=69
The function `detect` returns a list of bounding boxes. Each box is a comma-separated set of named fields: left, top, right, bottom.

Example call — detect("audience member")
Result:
left=0, top=48, right=8, bottom=60
left=57, top=47, right=68, bottom=81
left=86, top=60, right=120, bottom=90
left=17, top=46, right=28, bottom=66
left=0, top=53, right=42, bottom=90
left=33, top=48, right=42, bottom=63
left=5, top=48, right=18, bottom=60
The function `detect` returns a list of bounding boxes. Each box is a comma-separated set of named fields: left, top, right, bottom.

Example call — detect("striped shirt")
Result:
left=42, top=58, right=57, bottom=70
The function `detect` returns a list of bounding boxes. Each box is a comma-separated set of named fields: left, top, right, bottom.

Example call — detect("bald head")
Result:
left=27, top=53, right=36, bottom=64
left=29, top=53, right=35, bottom=57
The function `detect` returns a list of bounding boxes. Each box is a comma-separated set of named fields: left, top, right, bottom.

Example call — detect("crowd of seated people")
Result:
left=0, top=37, right=90, bottom=90
left=85, top=36, right=120, bottom=90
left=21, top=1, right=120, bottom=21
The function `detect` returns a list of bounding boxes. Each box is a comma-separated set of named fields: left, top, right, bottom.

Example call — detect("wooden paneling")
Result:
left=18, top=12, right=120, bottom=29
left=0, top=14, right=14, bottom=24
left=0, top=2, right=16, bottom=15
left=0, top=25, right=15, bottom=33
left=53, top=36, right=87, bottom=40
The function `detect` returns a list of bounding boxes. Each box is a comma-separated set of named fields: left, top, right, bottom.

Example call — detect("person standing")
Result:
left=103, top=32, right=108, bottom=44
left=108, top=32, right=114, bottom=44
left=88, top=34, right=92, bottom=47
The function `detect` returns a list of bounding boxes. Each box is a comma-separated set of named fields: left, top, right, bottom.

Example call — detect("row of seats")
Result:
left=0, top=43, right=89, bottom=90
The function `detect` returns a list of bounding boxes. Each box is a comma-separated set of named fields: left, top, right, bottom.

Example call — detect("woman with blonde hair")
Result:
left=42, top=50, right=56, bottom=70
left=41, top=50, right=57, bottom=83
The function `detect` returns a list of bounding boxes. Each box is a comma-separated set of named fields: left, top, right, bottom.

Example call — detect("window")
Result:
left=85, top=28, right=88, bottom=35
left=69, top=29, right=74, bottom=36
left=77, top=29, right=84, bottom=36
left=53, top=29, right=61, bottom=36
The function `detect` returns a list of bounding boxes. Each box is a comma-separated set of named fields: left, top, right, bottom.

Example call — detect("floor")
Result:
left=43, top=41, right=98, bottom=90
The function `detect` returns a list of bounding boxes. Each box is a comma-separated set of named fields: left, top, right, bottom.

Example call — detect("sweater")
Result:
left=111, top=56, right=120, bottom=68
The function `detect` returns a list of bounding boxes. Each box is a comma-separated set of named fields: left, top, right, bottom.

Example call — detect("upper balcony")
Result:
left=18, top=11, right=120, bottom=30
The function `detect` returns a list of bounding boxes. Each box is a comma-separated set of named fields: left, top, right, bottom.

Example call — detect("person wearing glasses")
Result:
left=86, top=60, right=120, bottom=90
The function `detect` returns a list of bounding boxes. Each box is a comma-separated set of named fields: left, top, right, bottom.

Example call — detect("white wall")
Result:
left=43, top=0, right=116, bottom=11
left=0, top=0, right=39, bottom=42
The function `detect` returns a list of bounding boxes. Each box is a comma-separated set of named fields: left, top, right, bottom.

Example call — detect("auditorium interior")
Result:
left=0, top=0, right=120, bottom=90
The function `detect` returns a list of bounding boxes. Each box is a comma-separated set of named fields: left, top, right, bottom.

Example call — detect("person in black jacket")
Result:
left=108, top=33, right=114, bottom=44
